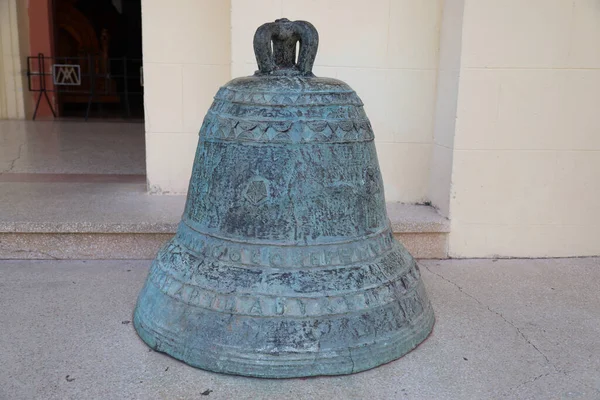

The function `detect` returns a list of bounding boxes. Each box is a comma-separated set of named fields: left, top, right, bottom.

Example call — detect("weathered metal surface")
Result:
left=133, top=18, right=435, bottom=378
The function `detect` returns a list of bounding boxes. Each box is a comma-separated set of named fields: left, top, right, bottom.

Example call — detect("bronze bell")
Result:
left=134, top=18, right=434, bottom=378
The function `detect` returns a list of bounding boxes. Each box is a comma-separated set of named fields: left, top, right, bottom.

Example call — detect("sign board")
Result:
left=52, top=64, right=81, bottom=86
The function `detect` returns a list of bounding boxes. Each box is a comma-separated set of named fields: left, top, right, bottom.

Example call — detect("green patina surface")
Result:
left=134, top=18, right=434, bottom=378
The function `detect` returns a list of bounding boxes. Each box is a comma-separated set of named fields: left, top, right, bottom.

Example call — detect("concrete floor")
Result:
left=0, top=120, right=145, bottom=176
left=0, top=258, right=598, bottom=400
left=0, top=182, right=184, bottom=233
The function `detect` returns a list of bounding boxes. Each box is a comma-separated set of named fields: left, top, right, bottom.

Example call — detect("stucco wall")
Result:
left=142, top=0, right=443, bottom=199
left=141, top=0, right=600, bottom=258
left=231, top=0, right=444, bottom=203
left=444, top=0, right=600, bottom=257
left=143, top=0, right=231, bottom=193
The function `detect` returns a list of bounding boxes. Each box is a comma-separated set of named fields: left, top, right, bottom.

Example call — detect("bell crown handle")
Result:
left=253, top=19, right=319, bottom=76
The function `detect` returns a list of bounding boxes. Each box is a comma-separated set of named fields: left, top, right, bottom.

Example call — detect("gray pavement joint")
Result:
left=0, top=247, right=60, bottom=260
left=509, top=372, right=554, bottom=392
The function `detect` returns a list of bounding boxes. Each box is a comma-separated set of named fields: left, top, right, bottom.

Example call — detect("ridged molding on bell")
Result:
left=133, top=18, right=435, bottom=378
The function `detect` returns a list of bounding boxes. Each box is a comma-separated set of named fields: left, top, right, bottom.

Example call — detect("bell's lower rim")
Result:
left=133, top=302, right=435, bottom=378
left=133, top=237, right=434, bottom=378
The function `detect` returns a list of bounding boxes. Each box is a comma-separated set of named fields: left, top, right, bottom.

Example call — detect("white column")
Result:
left=0, top=0, right=29, bottom=120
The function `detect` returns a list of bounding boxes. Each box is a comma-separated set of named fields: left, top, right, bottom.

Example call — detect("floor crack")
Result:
left=423, top=265, right=553, bottom=367
left=3, top=142, right=25, bottom=173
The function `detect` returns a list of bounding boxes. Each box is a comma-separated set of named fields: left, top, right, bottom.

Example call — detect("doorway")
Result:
left=51, top=0, right=144, bottom=120
left=3, top=0, right=147, bottom=185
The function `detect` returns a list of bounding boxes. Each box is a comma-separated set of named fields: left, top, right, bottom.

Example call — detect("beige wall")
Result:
left=142, top=0, right=231, bottom=193
left=143, top=0, right=443, bottom=199
left=231, top=0, right=444, bottom=203
left=440, top=0, right=600, bottom=257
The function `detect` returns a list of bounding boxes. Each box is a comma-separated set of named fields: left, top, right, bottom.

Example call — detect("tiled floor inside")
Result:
left=0, top=120, right=145, bottom=180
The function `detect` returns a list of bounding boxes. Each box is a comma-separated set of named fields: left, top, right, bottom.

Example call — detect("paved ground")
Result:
left=0, top=258, right=598, bottom=400
left=0, top=120, right=145, bottom=176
